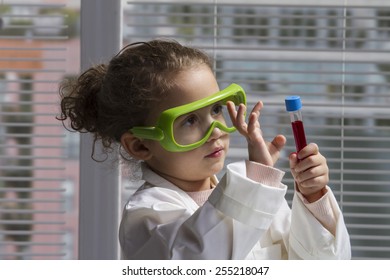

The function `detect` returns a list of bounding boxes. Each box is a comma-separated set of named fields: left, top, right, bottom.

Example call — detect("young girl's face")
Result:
left=143, top=65, right=229, bottom=191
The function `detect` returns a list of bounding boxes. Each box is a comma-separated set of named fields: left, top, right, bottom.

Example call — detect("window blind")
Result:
left=0, top=2, right=79, bottom=259
left=124, top=0, right=390, bottom=259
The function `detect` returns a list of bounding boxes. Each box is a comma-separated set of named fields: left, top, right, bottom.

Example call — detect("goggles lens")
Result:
left=172, top=100, right=237, bottom=146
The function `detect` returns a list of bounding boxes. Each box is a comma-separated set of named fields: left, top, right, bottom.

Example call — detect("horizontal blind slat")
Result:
left=348, top=224, right=390, bottom=229
left=0, top=198, right=65, bottom=203
left=0, top=166, right=65, bottom=171
left=0, top=157, right=67, bottom=161
left=127, top=23, right=390, bottom=35
left=0, top=47, right=66, bottom=51
left=0, top=210, right=65, bottom=214
left=2, top=134, right=66, bottom=138
left=0, top=230, right=66, bottom=235
left=0, top=241, right=65, bottom=246
left=0, top=220, right=65, bottom=225
left=344, top=213, right=390, bottom=218
left=0, top=145, right=65, bottom=149
left=0, top=35, right=68, bottom=40
left=127, top=1, right=390, bottom=8
left=0, top=177, right=66, bottom=182
left=0, top=253, right=66, bottom=258
left=0, top=123, right=63, bottom=127
left=0, top=188, right=65, bottom=192
left=4, top=3, right=65, bottom=8
left=351, top=235, right=390, bottom=241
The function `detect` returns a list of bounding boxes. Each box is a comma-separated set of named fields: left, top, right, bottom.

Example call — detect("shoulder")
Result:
left=119, top=185, right=195, bottom=251
left=126, top=184, right=190, bottom=210
left=121, top=183, right=198, bottom=226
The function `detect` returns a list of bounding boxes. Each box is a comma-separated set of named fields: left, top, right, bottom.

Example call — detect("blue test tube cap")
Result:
left=285, top=96, right=302, bottom=112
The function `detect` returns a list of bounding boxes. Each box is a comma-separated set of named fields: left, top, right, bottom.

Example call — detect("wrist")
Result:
left=300, top=186, right=327, bottom=203
left=248, top=145, right=274, bottom=167
left=245, top=160, right=284, bottom=188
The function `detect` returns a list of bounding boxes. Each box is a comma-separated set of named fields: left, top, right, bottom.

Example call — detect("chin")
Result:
left=209, top=159, right=225, bottom=175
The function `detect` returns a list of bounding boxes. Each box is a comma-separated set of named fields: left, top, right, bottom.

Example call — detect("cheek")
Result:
left=148, top=143, right=194, bottom=166
left=155, top=152, right=201, bottom=178
left=168, top=150, right=201, bottom=165
left=168, top=151, right=207, bottom=173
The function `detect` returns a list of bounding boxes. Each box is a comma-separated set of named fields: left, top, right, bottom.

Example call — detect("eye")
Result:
left=211, top=103, right=223, bottom=116
left=182, top=114, right=199, bottom=127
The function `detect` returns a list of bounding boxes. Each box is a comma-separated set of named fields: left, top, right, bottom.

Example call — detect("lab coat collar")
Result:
left=140, top=162, right=217, bottom=211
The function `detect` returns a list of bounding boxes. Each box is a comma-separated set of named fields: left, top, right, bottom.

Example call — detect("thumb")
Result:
left=271, top=134, right=286, bottom=152
left=267, top=134, right=286, bottom=165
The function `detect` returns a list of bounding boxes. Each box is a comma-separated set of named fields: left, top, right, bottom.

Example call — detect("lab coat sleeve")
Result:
left=288, top=188, right=351, bottom=259
left=207, top=162, right=288, bottom=258
left=119, top=161, right=288, bottom=259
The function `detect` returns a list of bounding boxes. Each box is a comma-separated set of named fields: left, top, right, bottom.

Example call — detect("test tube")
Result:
left=285, top=96, right=307, bottom=153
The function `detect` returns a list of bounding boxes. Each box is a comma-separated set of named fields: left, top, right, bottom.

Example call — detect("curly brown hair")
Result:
left=57, top=39, right=213, bottom=160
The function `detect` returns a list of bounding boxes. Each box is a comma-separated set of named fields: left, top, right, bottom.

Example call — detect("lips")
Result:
left=205, top=147, right=224, bottom=158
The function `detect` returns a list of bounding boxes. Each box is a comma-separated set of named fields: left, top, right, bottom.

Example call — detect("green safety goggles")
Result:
left=130, top=83, right=246, bottom=152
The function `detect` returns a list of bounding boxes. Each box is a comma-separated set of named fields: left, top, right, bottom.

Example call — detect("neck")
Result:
left=152, top=168, right=212, bottom=192
left=168, top=176, right=212, bottom=192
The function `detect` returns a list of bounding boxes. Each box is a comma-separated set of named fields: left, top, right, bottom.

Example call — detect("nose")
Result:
left=207, top=126, right=223, bottom=142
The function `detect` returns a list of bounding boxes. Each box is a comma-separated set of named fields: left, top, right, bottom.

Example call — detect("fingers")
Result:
left=289, top=143, right=329, bottom=189
left=247, top=101, right=263, bottom=135
left=289, top=152, right=299, bottom=170
left=297, top=143, right=319, bottom=161
left=228, top=100, right=286, bottom=167
left=226, top=101, right=236, bottom=122
left=227, top=101, right=265, bottom=135
left=236, top=104, right=248, bottom=132
left=227, top=101, right=247, bottom=134
left=249, top=101, right=263, bottom=122
left=294, top=144, right=324, bottom=172
left=296, top=165, right=328, bottom=188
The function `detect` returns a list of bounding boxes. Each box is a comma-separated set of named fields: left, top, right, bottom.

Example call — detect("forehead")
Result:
left=170, top=65, right=220, bottom=106
left=147, top=65, right=220, bottom=123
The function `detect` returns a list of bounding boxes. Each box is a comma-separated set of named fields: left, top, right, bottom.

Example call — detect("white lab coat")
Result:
left=119, top=161, right=351, bottom=259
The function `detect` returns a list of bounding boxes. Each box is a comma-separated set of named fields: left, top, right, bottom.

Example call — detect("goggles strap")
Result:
left=130, top=127, right=164, bottom=141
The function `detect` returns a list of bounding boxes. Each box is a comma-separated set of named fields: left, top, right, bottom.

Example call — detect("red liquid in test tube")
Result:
left=285, top=96, right=307, bottom=153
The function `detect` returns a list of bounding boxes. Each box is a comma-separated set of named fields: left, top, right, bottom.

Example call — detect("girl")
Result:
left=58, top=39, right=351, bottom=259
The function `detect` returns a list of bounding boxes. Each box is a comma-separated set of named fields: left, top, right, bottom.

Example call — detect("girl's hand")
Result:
left=289, top=143, right=329, bottom=202
left=227, top=101, right=286, bottom=166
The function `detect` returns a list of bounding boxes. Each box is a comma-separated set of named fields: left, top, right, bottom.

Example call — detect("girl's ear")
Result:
left=120, top=132, right=153, bottom=161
